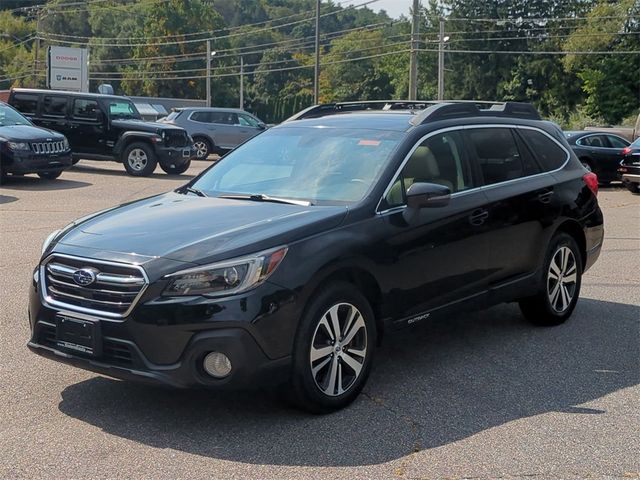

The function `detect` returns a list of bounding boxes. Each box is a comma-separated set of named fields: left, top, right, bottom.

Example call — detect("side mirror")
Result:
left=403, top=182, right=451, bottom=223
left=406, top=182, right=451, bottom=209
left=257, top=123, right=266, bottom=130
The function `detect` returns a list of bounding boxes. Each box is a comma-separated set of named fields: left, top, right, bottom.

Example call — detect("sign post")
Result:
left=47, top=46, right=89, bottom=92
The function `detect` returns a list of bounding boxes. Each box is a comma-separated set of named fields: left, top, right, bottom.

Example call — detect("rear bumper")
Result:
left=3, top=150, right=73, bottom=174
left=620, top=173, right=640, bottom=184
left=584, top=224, right=604, bottom=272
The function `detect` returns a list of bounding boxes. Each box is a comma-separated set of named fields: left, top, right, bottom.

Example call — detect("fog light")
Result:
left=203, top=352, right=232, bottom=378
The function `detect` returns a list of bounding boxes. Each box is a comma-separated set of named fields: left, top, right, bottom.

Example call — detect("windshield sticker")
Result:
left=358, top=139, right=381, bottom=146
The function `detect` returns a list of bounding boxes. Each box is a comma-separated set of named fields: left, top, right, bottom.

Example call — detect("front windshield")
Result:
left=108, top=100, right=141, bottom=120
left=0, top=104, right=32, bottom=127
left=192, top=126, right=404, bottom=204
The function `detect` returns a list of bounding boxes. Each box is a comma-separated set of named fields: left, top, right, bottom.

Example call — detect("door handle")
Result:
left=537, top=190, right=554, bottom=204
left=469, top=208, right=489, bottom=226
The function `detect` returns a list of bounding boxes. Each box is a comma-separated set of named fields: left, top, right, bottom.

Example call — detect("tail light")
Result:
left=621, top=147, right=632, bottom=155
left=583, top=172, right=598, bottom=197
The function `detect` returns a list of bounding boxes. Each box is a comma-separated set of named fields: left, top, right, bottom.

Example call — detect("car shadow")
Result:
left=57, top=298, right=638, bottom=467
left=1, top=175, right=91, bottom=191
left=0, top=194, right=18, bottom=204
left=72, top=163, right=196, bottom=180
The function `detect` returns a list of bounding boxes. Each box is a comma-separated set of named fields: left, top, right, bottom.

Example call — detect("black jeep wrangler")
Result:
left=9, top=88, right=194, bottom=177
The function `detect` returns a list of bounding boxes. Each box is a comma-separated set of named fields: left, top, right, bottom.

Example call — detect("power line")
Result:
left=417, top=47, right=640, bottom=55
left=88, top=48, right=409, bottom=82
left=38, top=0, right=382, bottom=47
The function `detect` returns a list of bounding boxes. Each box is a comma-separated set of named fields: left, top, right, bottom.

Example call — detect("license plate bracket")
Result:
left=182, top=149, right=191, bottom=158
left=56, top=314, right=101, bottom=356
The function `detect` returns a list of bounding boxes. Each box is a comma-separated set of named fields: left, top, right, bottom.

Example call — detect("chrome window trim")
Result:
left=40, top=253, right=149, bottom=321
left=376, top=123, right=571, bottom=214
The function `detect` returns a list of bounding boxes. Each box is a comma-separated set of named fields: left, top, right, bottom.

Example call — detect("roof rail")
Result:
left=410, top=101, right=541, bottom=125
left=284, top=100, right=436, bottom=122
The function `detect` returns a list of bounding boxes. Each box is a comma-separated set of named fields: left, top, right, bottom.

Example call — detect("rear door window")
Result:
left=606, top=135, right=630, bottom=148
left=209, top=112, right=237, bottom=125
left=11, top=93, right=39, bottom=115
left=190, top=111, right=210, bottom=123
left=42, top=96, right=68, bottom=117
left=518, top=128, right=569, bottom=172
left=72, top=99, right=99, bottom=120
left=465, top=128, right=538, bottom=185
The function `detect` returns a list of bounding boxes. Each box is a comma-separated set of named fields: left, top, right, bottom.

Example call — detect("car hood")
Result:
left=58, top=192, right=348, bottom=265
left=0, top=124, right=65, bottom=141
left=111, top=119, right=186, bottom=133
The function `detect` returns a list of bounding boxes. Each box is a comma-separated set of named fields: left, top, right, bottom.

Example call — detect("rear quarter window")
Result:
left=11, top=93, right=39, bottom=115
left=519, top=128, right=568, bottom=172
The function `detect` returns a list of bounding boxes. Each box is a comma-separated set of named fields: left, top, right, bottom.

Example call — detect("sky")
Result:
left=342, top=0, right=413, bottom=19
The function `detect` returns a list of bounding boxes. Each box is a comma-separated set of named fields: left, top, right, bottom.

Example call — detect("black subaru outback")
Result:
left=0, top=101, right=72, bottom=183
left=9, top=88, right=194, bottom=177
left=27, top=101, right=604, bottom=413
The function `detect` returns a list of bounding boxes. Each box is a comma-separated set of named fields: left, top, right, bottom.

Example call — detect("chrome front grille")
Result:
left=41, top=254, right=148, bottom=319
left=31, top=141, right=66, bottom=154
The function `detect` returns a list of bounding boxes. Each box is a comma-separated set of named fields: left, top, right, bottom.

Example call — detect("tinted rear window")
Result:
left=466, top=128, right=538, bottom=185
left=11, top=93, right=38, bottom=114
left=519, top=129, right=568, bottom=172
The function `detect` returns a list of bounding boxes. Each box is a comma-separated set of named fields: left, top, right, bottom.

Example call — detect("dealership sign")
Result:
left=47, top=46, right=89, bottom=92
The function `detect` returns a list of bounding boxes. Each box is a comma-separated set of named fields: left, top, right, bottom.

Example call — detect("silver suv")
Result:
left=160, top=107, right=266, bottom=159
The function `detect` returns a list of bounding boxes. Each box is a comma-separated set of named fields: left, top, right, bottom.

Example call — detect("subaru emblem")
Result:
left=72, top=268, right=98, bottom=286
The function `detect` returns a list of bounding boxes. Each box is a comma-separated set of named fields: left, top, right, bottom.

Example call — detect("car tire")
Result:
left=625, top=182, right=640, bottom=194
left=192, top=137, right=211, bottom=160
left=122, top=142, right=157, bottom=177
left=37, top=170, right=63, bottom=180
left=519, top=232, right=583, bottom=326
left=160, top=160, right=191, bottom=175
left=287, top=281, right=376, bottom=414
left=580, top=159, right=593, bottom=173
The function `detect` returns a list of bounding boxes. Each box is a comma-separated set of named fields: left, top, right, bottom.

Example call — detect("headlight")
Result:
left=41, top=229, right=61, bottom=254
left=8, top=141, right=30, bottom=151
left=163, top=246, right=288, bottom=297
left=62, top=137, right=70, bottom=150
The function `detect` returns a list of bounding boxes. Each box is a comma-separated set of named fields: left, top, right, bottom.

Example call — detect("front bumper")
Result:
left=28, top=270, right=298, bottom=389
left=619, top=173, right=640, bottom=185
left=154, top=144, right=195, bottom=167
left=28, top=324, right=290, bottom=389
left=3, top=150, right=73, bottom=175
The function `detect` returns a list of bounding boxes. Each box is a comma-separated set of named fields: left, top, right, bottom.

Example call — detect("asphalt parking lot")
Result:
left=1, top=161, right=638, bottom=479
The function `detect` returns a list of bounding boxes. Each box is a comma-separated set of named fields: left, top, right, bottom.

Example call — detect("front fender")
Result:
left=113, top=131, right=158, bottom=156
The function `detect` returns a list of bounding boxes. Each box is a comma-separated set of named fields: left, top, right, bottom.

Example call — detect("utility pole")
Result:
left=408, top=0, right=420, bottom=100
left=239, top=56, right=244, bottom=110
left=206, top=39, right=211, bottom=107
left=33, top=7, right=42, bottom=87
left=437, top=18, right=445, bottom=101
left=313, top=0, right=320, bottom=104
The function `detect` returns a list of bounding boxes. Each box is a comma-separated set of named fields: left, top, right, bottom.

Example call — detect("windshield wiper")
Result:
left=219, top=193, right=312, bottom=206
left=177, top=186, right=208, bottom=197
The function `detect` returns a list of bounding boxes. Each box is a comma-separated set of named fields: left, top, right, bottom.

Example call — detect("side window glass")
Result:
left=190, top=111, right=208, bottom=122
left=228, top=113, right=239, bottom=125
left=208, top=112, right=227, bottom=124
left=12, top=94, right=38, bottom=114
left=467, top=128, right=527, bottom=185
left=582, top=135, right=606, bottom=147
left=384, top=131, right=473, bottom=207
left=42, top=96, right=67, bottom=117
left=606, top=135, right=629, bottom=148
left=72, top=99, right=99, bottom=120
left=519, top=129, right=568, bottom=172
left=239, top=114, right=259, bottom=127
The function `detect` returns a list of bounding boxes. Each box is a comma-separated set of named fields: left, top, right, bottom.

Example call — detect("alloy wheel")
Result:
left=194, top=141, right=209, bottom=159
left=309, top=302, right=367, bottom=397
left=547, top=246, right=577, bottom=313
left=127, top=148, right=148, bottom=171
